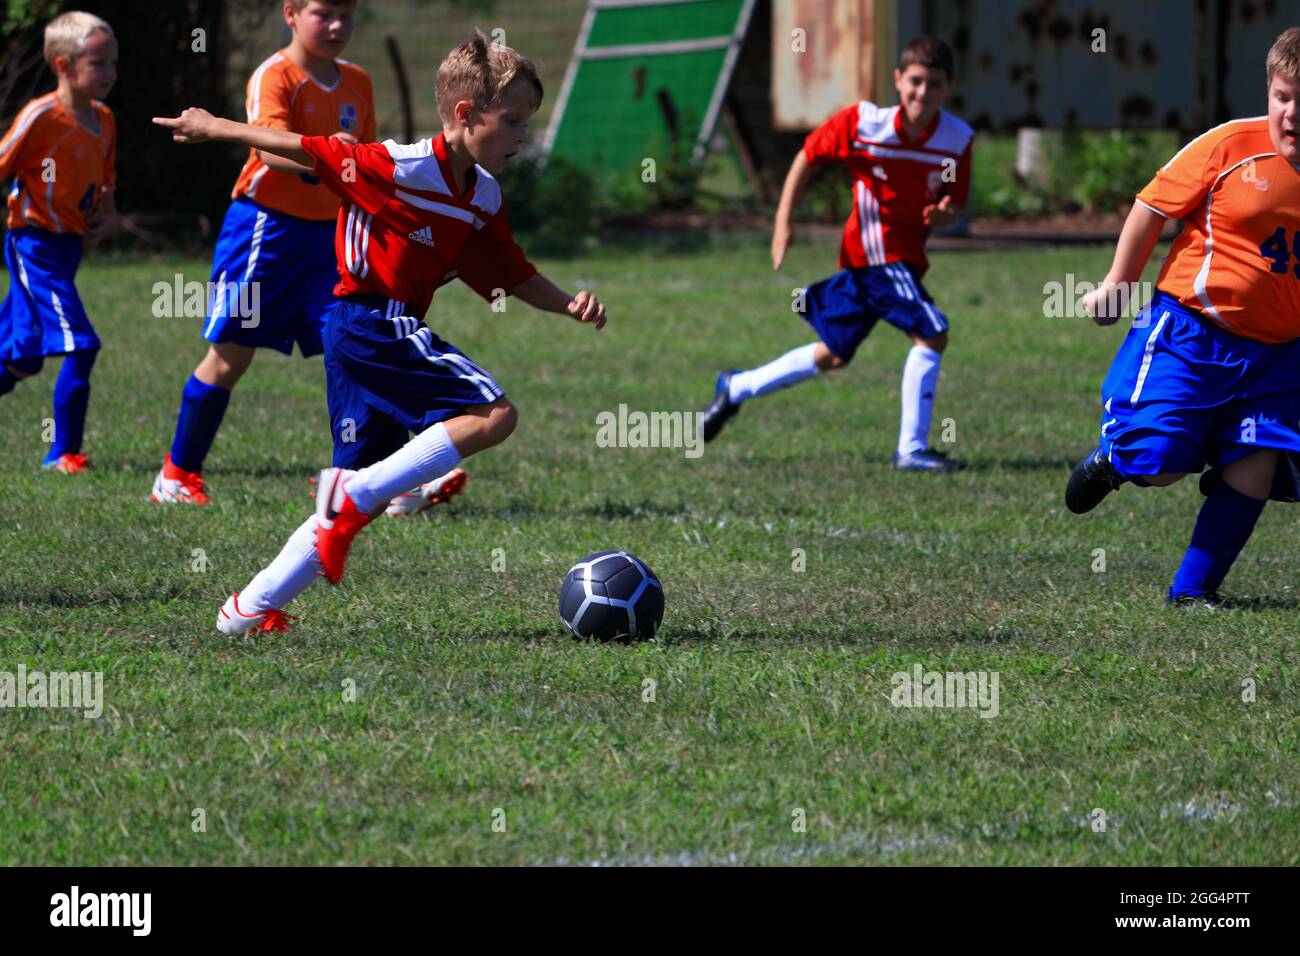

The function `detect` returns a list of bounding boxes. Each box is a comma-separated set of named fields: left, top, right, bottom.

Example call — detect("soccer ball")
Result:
left=558, top=550, right=664, bottom=642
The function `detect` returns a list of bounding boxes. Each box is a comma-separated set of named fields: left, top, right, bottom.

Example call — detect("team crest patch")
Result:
left=340, top=104, right=357, bottom=132
left=926, top=168, right=945, bottom=197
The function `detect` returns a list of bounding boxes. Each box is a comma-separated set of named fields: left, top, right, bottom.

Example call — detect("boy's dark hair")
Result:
left=898, top=35, right=955, bottom=82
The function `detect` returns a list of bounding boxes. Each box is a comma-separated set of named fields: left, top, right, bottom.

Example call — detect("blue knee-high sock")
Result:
left=170, top=374, right=231, bottom=473
left=1169, top=482, right=1267, bottom=599
left=45, top=349, right=98, bottom=462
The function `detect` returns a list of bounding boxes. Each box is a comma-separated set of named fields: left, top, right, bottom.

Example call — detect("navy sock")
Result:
left=1169, top=482, right=1267, bottom=599
left=0, top=367, right=14, bottom=397
left=45, top=349, right=98, bottom=461
left=170, top=374, right=231, bottom=473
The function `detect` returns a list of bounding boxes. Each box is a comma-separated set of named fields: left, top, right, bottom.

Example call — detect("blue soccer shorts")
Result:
left=0, top=227, right=98, bottom=365
left=802, top=261, right=949, bottom=362
left=325, top=295, right=506, bottom=469
left=202, top=198, right=338, bottom=357
left=1097, top=290, right=1300, bottom=498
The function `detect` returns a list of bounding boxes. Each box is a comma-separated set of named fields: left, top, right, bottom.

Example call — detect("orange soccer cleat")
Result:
left=313, top=467, right=372, bottom=584
left=151, top=453, right=210, bottom=504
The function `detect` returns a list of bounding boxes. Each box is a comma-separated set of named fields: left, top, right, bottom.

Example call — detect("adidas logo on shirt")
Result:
left=408, top=226, right=435, bottom=247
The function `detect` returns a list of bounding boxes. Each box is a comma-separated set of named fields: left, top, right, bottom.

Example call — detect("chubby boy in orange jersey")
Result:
left=0, top=11, right=117, bottom=473
left=1068, top=28, right=1300, bottom=605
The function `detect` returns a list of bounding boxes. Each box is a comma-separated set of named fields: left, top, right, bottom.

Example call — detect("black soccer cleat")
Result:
left=1169, top=590, right=1223, bottom=609
left=1065, top=446, right=1122, bottom=514
left=893, top=448, right=966, bottom=473
left=700, top=370, right=740, bottom=443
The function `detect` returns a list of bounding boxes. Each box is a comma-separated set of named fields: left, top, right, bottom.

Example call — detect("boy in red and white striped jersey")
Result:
left=700, top=36, right=973, bottom=473
left=155, top=32, right=608, bottom=634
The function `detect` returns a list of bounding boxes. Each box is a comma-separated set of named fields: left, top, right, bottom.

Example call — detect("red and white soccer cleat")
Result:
left=43, top=453, right=92, bottom=474
left=385, top=467, right=468, bottom=517
left=151, top=453, right=210, bottom=504
left=314, top=467, right=372, bottom=584
left=216, top=593, right=296, bottom=635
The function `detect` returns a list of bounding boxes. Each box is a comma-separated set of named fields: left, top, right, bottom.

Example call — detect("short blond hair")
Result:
left=436, top=30, right=542, bottom=127
left=44, top=11, right=114, bottom=69
left=1267, top=27, right=1300, bottom=86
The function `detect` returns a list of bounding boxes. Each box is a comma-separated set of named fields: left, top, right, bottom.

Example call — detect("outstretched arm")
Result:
left=772, top=150, right=816, bottom=270
left=512, top=274, right=607, bottom=330
left=153, top=108, right=312, bottom=168
left=1082, top=203, right=1166, bottom=325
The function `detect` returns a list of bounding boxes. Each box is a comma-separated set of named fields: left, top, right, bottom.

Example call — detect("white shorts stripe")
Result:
left=242, top=211, right=268, bottom=281
left=1129, top=311, right=1171, bottom=405
left=50, top=291, right=74, bottom=352
left=410, top=329, right=499, bottom=401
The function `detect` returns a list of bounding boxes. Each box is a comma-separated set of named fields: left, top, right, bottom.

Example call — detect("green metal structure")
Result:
left=542, top=0, right=757, bottom=177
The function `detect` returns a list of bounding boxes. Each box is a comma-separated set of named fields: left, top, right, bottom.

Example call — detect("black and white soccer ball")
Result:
left=558, top=550, right=664, bottom=642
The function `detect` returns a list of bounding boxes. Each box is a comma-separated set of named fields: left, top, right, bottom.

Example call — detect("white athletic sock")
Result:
left=346, top=422, right=462, bottom=513
left=728, top=342, right=821, bottom=404
left=241, top=515, right=321, bottom=612
left=898, top=344, right=942, bottom=457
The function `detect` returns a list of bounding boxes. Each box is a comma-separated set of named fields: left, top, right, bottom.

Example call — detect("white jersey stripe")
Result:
left=358, top=212, right=372, bottom=278
left=0, top=96, right=57, bottom=160
left=246, top=54, right=285, bottom=121
left=394, top=189, right=483, bottom=227
left=1193, top=152, right=1275, bottom=326
left=344, top=205, right=357, bottom=274
left=852, top=143, right=951, bottom=166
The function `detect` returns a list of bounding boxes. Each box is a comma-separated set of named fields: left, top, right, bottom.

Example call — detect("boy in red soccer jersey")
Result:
left=1067, top=28, right=1300, bottom=605
left=0, top=11, right=117, bottom=473
left=699, top=36, right=973, bottom=472
left=155, top=32, right=607, bottom=634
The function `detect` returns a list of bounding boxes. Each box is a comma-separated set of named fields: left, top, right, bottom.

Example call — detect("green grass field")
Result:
left=1, top=236, right=1297, bottom=865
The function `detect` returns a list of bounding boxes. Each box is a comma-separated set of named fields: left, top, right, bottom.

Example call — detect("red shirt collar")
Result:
left=893, top=107, right=941, bottom=147
left=432, top=131, right=476, bottom=196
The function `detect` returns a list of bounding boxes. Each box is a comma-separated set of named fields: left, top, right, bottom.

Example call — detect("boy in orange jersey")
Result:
left=0, top=11, right=117, bottom=473
left=1067, top=27, right=1300, bottom=605
left=152, top=0, right=465, bottom=514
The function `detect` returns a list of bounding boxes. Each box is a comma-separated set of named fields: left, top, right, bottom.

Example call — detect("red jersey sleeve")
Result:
left=942, top=140, right=972, bottom=208
left=300, top=135, right=394, bottom=214
left=1136, top=130, right=1223, bottom=220
left=455, top=208, right=538, bottom=301
left=802, top=104, right=858, bottom=166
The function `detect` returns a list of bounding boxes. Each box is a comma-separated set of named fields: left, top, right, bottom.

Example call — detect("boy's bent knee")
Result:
left=446, top=398, right=518, bottom=456
left=813, top=342, right=847, bottom=370
left=914, top=332, right=947, bottom=354
left=489, top=399, right=519, bottom=441
left=5, top=357, right=44, bottom=379
left=1146, top=472, right=1187, bottom=487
